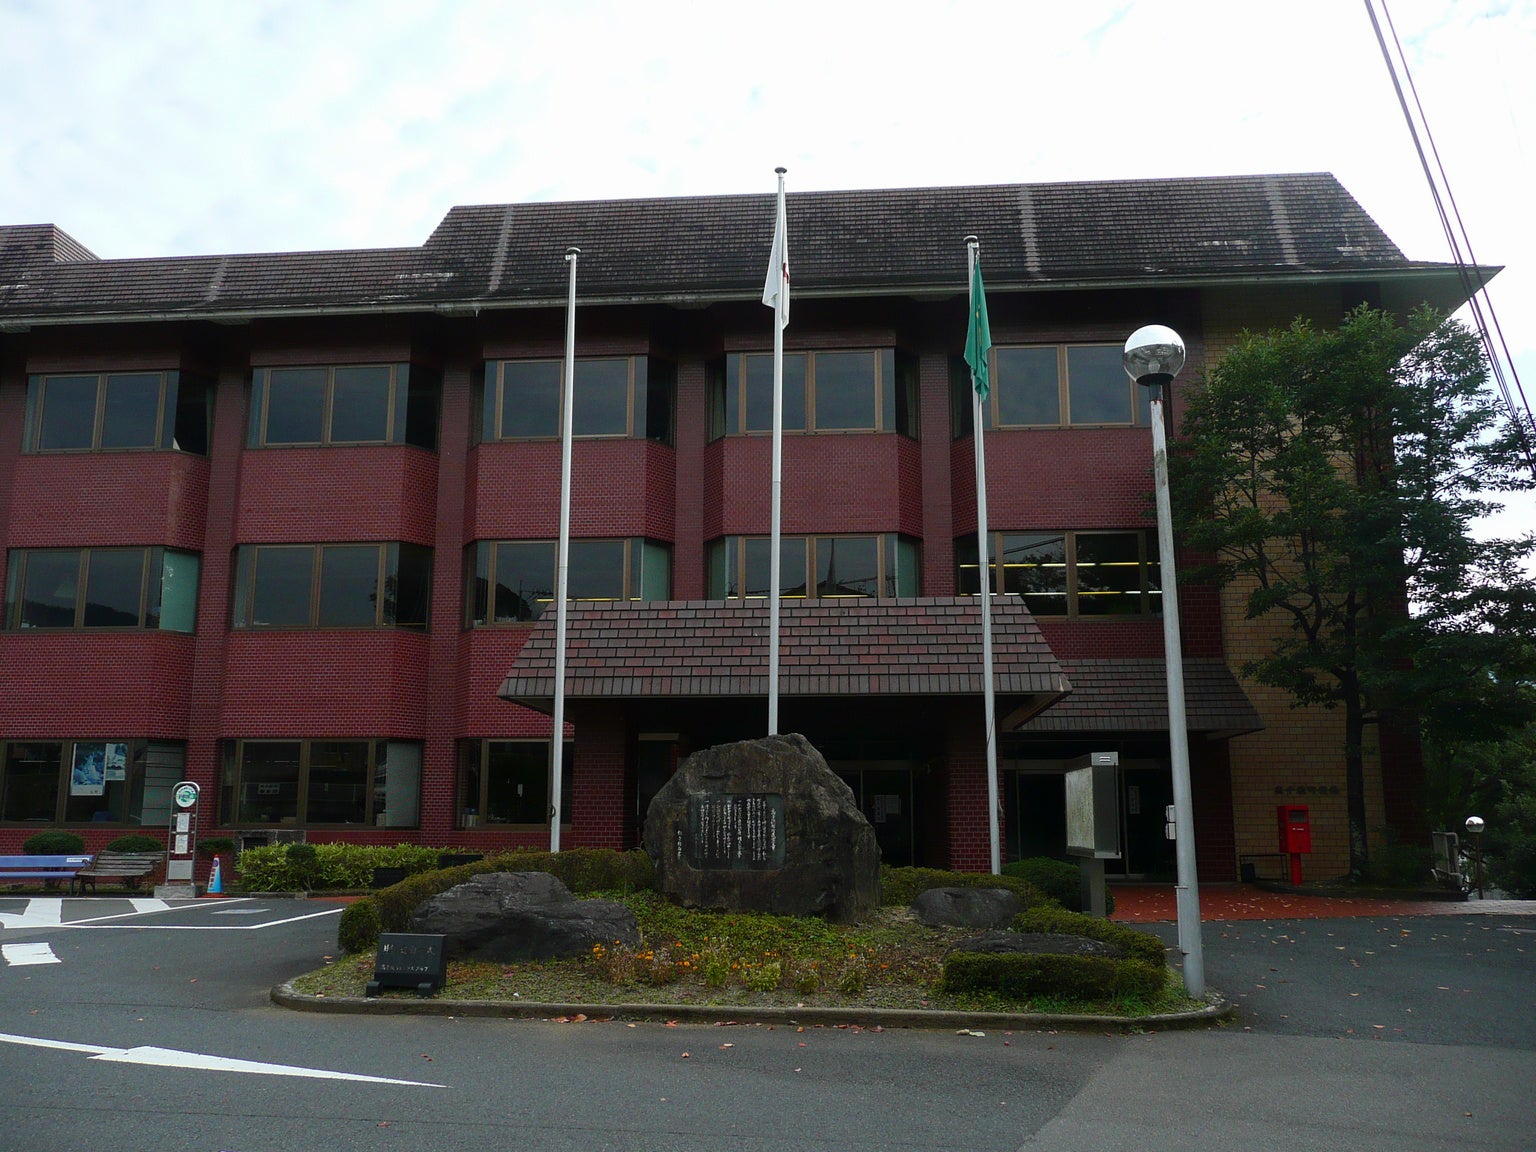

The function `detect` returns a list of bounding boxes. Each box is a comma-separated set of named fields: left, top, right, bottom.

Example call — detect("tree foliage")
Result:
left=1171, top=305, right=1536, bottom=876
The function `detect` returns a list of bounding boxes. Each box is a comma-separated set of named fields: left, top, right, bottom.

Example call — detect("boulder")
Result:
left=948, top=930, right=1123, bottom=959
left=642, top=732, right=880, bottom=922
left=911, top=886, right=1022, bottom=929
left=407, top=871, right=640, bottom=962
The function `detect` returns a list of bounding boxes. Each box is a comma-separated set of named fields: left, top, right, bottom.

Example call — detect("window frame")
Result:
left=219, top=738, right=421, bottom=828
left=247, top=363, right=439, bottom=450
left=231, top=542, right=432, bottom=630
left=464, top=537, right=672, bottom=626
left=710, top=348, right=917, bottom=440
left=706, top=533, right=920, bottom=599
left=956, top=529, right=1161, bottom=618
left=23, top=370, right=211, bottom=455
left=457, top=738, right=575, bottom=829
left=953, top=343, right=1152, bottom=435
left=4, top=546, right=201, bottom=632
left=0, top=738, right=185, bottom=826
left=480, top=356, right=675, bottom=445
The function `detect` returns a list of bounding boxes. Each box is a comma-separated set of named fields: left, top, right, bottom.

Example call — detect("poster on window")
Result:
left=70, top=743, right=107, bottom=796
left=104, top=742, right=128, bottom=783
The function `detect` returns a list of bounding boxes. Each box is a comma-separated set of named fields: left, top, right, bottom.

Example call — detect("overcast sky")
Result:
left=3, top=0, right=1532, bottom=529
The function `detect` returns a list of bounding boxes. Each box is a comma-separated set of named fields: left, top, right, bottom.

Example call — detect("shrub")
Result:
left=22, top=830, right=85, bottom=855
left=337, top=898, right=382, bottom=955
left=940, top=950, right=1164, bottom=1003
left=1002, top=857, right=1115, bottom=914
left=104, top=834, right=163, bottom=853
left=1009, top=907, right=1167, bottom=969
left=198, top=837, right=237, bottom=861
left=1364, top=838, right=1433, bottom=889
left=880, top=865, right=1046, bottom=909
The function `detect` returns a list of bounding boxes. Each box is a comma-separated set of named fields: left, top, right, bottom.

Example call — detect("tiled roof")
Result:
left=0, top=173, right=1475, bottom=324
left=1018, top=659, right=1262, bottom=736
left=498, top=598, right=1069, bottom=711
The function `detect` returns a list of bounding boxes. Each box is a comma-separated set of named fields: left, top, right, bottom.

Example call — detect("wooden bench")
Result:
left=70, top=851, right=162, bottom=895
left=0, top=854, right=92, bottom=888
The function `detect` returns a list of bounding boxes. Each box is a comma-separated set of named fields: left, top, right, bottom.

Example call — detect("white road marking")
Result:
left=0, top=1030, right=445, bottom=1087
left=75, top=907, right=342, bottom=931
left=0, top=898, right=64, bottom=930
left=2, top=942, right=59, bottom=966
left=129, top=898, right=170, bottom=914
left=210, top=908, right=267, bottom=915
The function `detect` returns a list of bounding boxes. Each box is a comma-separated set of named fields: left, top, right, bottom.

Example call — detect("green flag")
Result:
left=964, top=258, right=992, bottom=400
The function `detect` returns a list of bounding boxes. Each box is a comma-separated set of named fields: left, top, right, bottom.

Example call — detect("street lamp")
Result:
left=1123, top=324, right=1205, bottom=999
left=1465, top=815, right=1485, bottom=899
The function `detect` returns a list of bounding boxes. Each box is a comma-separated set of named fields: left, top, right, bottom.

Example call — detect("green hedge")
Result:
left=1001, top=857, right=1115, bottom=914
left=237, top=843, right=445, bottom=891
left=337, top=848, right=656, bottom=954
left=940, top=906, right=1169, bottom=1002
left=940, top=949, right=1165, bottom=1003
left=22, top=830, right=85, bottom=854
left=880, top=865, right=1047, bottom=909
left=1010, top=907, right=1167, bottom=968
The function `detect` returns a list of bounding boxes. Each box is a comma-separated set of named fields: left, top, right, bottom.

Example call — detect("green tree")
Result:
left=1171, top=305, right=1536, bottom=878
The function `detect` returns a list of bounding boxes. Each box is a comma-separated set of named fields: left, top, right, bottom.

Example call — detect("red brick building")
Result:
left=0, top=174, right=1479, bottom=879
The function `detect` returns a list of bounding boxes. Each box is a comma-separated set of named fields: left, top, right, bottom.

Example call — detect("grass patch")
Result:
left=294, top=893, right=1196, bottom=1019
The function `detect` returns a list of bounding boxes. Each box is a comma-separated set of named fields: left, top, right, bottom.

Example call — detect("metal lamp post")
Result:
left=1465, top=815, right=1485, bottom=899
left=1123, top=324, right=1205, bottom=998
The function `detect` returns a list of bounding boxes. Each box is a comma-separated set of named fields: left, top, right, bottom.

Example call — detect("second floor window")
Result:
left=952, top=344, right=1153, bottom=434
left=23, top=371, right=210, bottom=454
left=956, top=530, right=1161, bottom=617
left=465, top=537, right=672, bottom=625
left=480, top=357, right=675, bottom=443
left=248, top=364, right=440, bottom=449
left=709, top=349, right=918, bottom=439
left=706, top=534, right=919, bottom=599
left=4, top=547, right=199, bottom=632
left=232, top=542, right=431, bottom=629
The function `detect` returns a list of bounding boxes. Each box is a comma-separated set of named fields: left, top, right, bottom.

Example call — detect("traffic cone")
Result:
left=208, top=854, right=223, bottom=896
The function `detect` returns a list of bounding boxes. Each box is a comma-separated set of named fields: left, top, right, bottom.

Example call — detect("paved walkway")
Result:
left=1109, top=882, right=1536, bottom=922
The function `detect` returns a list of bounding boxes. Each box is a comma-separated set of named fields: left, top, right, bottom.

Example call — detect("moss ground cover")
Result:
left=294, top=892, right=1197, bottom=1018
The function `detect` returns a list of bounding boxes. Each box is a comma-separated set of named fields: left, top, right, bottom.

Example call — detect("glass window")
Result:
left=955, top=343, right=1147, bottom=435
left=482, top=357, right=673, bottom=444
left=958, top=530, right=1160, bottom=617
left=248, top=364, right=434, bottom=449
left=459, top=740, right=574, bottom=827
left=707, top=535, right=918, bottom=599
left=713, top=350, right=914, bottom=439
left=1066, top=345, right=1136, bottom=426
left=1, top=739, right=183, bottom=826
left=222, top=738, right=417, bottom=827
left=233, top=543, right=431, bottom=629
left=100, top=374, right=164, bottom=449
left=5, top=548, right=200, bottom=632
left=35, top=375, right=100, bottom=450
left=24, top=371, right=207, bottom=454
left=465, top=538, right=671, bottom=625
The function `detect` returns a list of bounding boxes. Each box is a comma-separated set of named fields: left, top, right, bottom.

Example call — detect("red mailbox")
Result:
left=1277, top=804, right=1311, bottom=884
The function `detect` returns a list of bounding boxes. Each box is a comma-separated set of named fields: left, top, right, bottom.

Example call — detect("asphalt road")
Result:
left=1, top=896, right=1531, bottom=1152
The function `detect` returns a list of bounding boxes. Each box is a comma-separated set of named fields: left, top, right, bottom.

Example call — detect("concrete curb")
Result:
left=271, top=981, right=1237, bottom=1032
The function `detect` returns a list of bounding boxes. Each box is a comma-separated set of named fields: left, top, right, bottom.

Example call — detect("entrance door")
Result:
left=832, top=762, right=916, bottom=867
left=1121, top=766, right=1175, bottom=879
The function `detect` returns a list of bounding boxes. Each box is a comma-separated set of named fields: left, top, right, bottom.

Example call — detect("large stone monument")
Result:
left=642, top=733, right=880, bottom=922
left=407, top=872, right=640, bottom=962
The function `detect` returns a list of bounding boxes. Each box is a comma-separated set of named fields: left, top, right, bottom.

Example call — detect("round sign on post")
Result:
left=166, top=781, right=201, bottom=889
left=173, top=781, right=200, bottom=809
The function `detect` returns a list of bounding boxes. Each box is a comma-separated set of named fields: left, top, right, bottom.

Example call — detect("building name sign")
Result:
left=682, top=794, right=785, bottom=871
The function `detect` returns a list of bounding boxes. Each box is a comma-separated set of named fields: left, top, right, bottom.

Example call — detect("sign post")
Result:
left=157, top=780, right=201, bottom=898
left=1064, top=752, right=1121, bottom=918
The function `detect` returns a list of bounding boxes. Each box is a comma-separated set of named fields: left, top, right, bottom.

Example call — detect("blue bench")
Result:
left=0, top=854, right=93, bottom=888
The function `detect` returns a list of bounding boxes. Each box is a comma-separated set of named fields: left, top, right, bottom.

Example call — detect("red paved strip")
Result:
left=1108, top=883, right=1536, bottom=922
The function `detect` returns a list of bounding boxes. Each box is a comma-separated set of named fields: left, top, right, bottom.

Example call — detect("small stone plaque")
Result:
left=367, top=932, right=447, bottom=997
left=683, top=793, right=785, bottom=870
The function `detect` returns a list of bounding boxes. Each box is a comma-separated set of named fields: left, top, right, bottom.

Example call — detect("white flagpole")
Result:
left=967, top=236, right=1002, bottom=876
left=765, top=168, right=789, bottom=735
left=550, top=245, right=579, bottom=852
